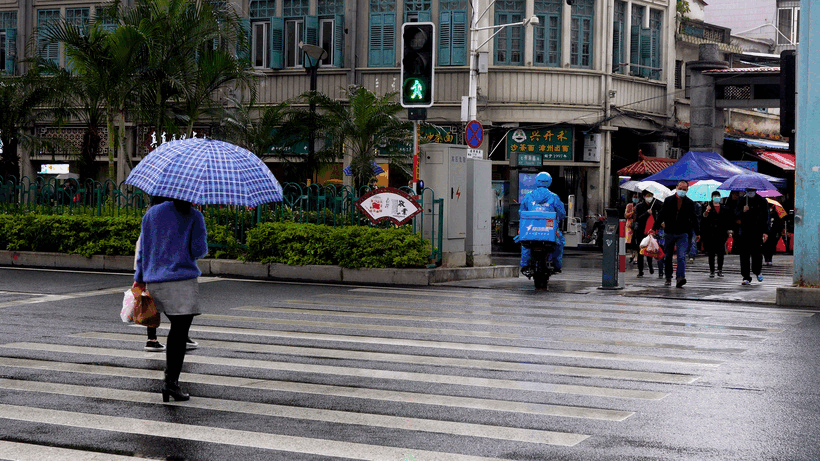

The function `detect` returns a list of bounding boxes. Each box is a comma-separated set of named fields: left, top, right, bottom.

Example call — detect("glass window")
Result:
left=66, top=8, right=90, bottom=36
left=534, top=0, right=561, bottom=67
left=778, top=7, right=800, bottom=45
left=494, top=1, right=524, bottom=66
left=570, top=0, right=594, bottom=68
left=649, top=9, right=662, bottom=80
left=252, top=21, right=269, bottom=68
left=249, top=0, right=276, bottom=19
left=319, top=18, right=334, bottom=66
left=285, top=19, right=303, bottom=67
left=318, top=0, right=344, bottom=15
left=282, top=0, right=308, bottom=17
left=0, top=11, right=17, bottom=29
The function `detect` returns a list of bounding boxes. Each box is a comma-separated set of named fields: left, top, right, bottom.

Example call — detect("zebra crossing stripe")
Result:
left=198, top=313, right=724, bottom=366
left=0, top=440, right=144, bottom=461
left=0, top=403, right=511, bottom=461
left=81, top=331, right=701, bottom=384
left=0, top=356, right=633, bottom=421
left=0, top=379, right=590, bottom=446
left=0, top=343, right=669, bottom=400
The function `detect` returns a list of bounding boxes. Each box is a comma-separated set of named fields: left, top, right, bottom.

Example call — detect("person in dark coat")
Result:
left=634, top=189, right=658, bottom=277
left=652, top=180, right=700, bottom=288
left=723, top=190, right=741, bottom=253
left=701, top=191, right=732, bottom=278
left=735, top=188, right=769, bottom=285
left=762, top=201, right=784, bottom=266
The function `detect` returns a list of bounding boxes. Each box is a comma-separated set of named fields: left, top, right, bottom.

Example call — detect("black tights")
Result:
left=165, top=314, right=194, bottom=384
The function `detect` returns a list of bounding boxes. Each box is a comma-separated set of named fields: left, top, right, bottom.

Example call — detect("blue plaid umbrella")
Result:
left=125, top=138, right=283, bottom=206
left=343, top=161, right=385, bottom=176
left=717, top=173, right=777, bottom=192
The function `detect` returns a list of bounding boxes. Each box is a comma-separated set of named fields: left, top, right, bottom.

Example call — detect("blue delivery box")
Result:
left=519, top=211, right=557, bottom=242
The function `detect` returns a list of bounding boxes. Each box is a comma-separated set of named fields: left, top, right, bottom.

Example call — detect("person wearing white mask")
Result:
left=650, top=180, right=700, bottom=288
left=735, top=187, right=769, bottom=285
left=702, top=191, right=732, bottom=277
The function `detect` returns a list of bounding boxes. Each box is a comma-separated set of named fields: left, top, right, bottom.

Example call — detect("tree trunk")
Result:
left=106, top=115, right=117, bottom=181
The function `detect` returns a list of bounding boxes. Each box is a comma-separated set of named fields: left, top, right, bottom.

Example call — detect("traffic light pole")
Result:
left=412, top=121, right=419, bottom=194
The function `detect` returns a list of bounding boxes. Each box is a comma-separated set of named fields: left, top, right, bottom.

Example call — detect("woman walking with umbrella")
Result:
left=127, top=138, right=283, bottom=401
left=701, top=190, right=732, bottom=277
left=134, top=198, right=207, bottom=401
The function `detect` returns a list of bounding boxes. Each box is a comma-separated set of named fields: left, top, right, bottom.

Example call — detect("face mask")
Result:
left=632, top=198, right=639, bottom=204
left=747, top=191, right=756, bottom=198
left=676, top=190, right=687, bottom=198
left=645, top=197, right=653, bottom=204
left=712, top=197, right=720, bottom=203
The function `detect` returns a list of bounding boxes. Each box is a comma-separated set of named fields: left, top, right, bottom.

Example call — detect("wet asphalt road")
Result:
left=0, top=265, right=819, bottom=460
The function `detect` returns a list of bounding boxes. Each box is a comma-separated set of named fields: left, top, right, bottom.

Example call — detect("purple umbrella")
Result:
left=717, top=174, right=777, bottom=192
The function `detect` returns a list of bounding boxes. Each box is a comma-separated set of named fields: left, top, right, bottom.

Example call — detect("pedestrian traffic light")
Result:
left=401, top=22, right=435, bottom=108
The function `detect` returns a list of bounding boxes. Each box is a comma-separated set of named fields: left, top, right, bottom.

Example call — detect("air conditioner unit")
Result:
left=669, top=147, right=683, bottom=159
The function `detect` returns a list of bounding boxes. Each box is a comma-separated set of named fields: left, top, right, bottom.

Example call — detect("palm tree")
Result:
left=218, top=93, right=291, bottom=158
left=307, top=86, right=412, bottom=189
left=0, top=67, right=71, bottom=179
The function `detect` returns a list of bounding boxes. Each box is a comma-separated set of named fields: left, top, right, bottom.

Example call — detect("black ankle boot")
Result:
left=162, top=380, right=190, bottom=402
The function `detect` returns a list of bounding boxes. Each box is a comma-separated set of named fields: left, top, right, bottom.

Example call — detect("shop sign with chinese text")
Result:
left=355, top=187, right=422, bottom=225
left=507, top=127, right=574, bottom=163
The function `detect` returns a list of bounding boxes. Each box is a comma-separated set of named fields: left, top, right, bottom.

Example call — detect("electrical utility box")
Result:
left=466, top=157, right=492, bottom=266
left=419, top=143, right=467, bottom=266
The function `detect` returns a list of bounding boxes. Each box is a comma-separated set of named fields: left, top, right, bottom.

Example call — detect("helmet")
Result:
left=535, top=172, right=552, bottom=188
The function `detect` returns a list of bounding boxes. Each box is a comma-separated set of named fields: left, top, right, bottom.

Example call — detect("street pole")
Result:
left=300, top=43, right=328, bottom=184
left=413, top=121, right=419, bottom=194
left=467, top=1, right=480, bottom=126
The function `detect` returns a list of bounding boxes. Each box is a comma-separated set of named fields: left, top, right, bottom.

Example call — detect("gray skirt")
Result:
left=146, top=278, right=200, bottom=316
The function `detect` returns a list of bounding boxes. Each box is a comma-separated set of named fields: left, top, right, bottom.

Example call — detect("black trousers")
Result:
left=704, top=237, right=726, bottom=273
left=165, top=314, right=194, bottom=383
left=637, top=253, right=654, bottom=273
left=762, top=233, right=778, bottom=262
left=739, top=235, right=763, bottom=281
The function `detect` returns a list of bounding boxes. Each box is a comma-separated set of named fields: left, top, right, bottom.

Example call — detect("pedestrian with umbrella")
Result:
left=127, top=138, right=283, bottom=402
left=720, top=174, right=775, bottom=285
left=701, top=190, right=732, bottom=278
left=633, top=189, right=659, bottom=277
left=762, top=198, right=786, bottom=266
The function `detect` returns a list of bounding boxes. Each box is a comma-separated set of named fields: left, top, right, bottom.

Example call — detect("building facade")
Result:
left=2, top=0, right=678, bottom=235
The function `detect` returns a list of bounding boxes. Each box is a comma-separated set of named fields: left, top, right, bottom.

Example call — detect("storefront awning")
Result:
left=754, top=151, right=795, bottom=171
left=617, top=154, right=676, bottom=176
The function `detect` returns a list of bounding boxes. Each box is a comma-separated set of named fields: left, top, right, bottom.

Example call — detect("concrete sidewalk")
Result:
left=442, top=249, right=815, bottom=309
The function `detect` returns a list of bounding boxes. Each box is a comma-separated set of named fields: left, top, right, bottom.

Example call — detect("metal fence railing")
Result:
left=0, top=176, right=443, bottom=266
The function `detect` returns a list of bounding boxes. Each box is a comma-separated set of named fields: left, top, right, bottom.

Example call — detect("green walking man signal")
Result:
left=401, top=22, right=435, bottom=108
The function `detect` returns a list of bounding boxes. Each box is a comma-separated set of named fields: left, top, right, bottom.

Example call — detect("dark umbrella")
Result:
left=717, top=174, right=777, bottom=192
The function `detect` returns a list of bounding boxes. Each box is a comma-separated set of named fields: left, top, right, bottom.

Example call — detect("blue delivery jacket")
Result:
left=519, top=187, right=566, bottom=269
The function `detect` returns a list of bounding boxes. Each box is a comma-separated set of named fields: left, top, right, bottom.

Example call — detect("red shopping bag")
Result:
left=644, top=215, right=655, bottom=235
left=776, top=237, right=786, bottom=253
left=725, top=235, right=733, bottom=254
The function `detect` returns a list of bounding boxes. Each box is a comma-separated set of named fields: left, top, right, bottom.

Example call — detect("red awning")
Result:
left=755, top=151, right=795, bottom=171
left=617, top=154, right=676, bottom=176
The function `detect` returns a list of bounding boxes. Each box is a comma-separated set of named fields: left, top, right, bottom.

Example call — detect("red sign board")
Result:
left=354, top=187, right=422, bottom=225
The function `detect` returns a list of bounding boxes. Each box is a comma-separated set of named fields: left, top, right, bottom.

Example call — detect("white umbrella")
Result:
left=636, top=180, right=673, bottom=200
left=619, top=180, right=642, bottom=192
left=686, top=180, right=729, bottom=202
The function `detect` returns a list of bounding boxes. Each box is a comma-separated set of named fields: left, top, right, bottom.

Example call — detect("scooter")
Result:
left=516, top=210, right=559, bottom=289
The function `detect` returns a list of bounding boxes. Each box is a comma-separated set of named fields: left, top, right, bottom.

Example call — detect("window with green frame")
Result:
left=0, top=11, right=16, bottom=74
left=630, top=4, right=643, bottom=76
left=534, top=0, right=561, bottom=67
left=369, top=0, right=396, bottom=67
left=494, top=0, right=524, bottom=66
left=405, top=0, right=431, bottom=22
left=613, top=1, right=626, bottom=74
left=439, top=0, right=466, bottom=66
left=570, top=0, right=593, bottom=68
left=648, top=10, right=662, bottom=80
left=318, top=0, right=344, bottom=15
left=37, top=9, right=60, bottom=65
left=318, top=0, right=345, bottom=68
left=282, top=0, right=308, bottom=17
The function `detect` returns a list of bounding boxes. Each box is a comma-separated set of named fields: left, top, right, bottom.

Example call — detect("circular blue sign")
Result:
left=465, top=120, right=484, bottom=148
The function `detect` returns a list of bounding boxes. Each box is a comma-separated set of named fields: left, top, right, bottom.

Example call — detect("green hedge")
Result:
left=0, top=214, right=429, bottom=268
left=245, top=222, right=429, bottom=268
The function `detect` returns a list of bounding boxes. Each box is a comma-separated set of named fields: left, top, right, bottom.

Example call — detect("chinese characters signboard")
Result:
left=355, top=187, right=422, bottom=226
left=507, top=127, right=574, bottom=163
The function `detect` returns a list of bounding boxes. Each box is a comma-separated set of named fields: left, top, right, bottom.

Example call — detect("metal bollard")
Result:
left=619, top=219, right=626, bottom=288
left=599, top=208, right=624, bottom=290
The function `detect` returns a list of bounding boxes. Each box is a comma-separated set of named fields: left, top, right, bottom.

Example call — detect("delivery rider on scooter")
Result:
left=520, top=172, right=566, bottom=276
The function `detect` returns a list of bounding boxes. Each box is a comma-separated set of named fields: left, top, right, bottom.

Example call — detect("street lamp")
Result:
left=300, top=42, right=328, bottom=183
left=466, top=3, right=539, bottom=128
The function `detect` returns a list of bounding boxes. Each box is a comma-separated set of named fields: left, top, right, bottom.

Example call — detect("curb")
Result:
left=776, top=286, right=820, bottom=309
left=0, top=251, right=519, bottom=286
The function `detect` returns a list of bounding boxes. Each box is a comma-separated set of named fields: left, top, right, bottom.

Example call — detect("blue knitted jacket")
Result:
left=134, top=201, right=208, bottom=284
